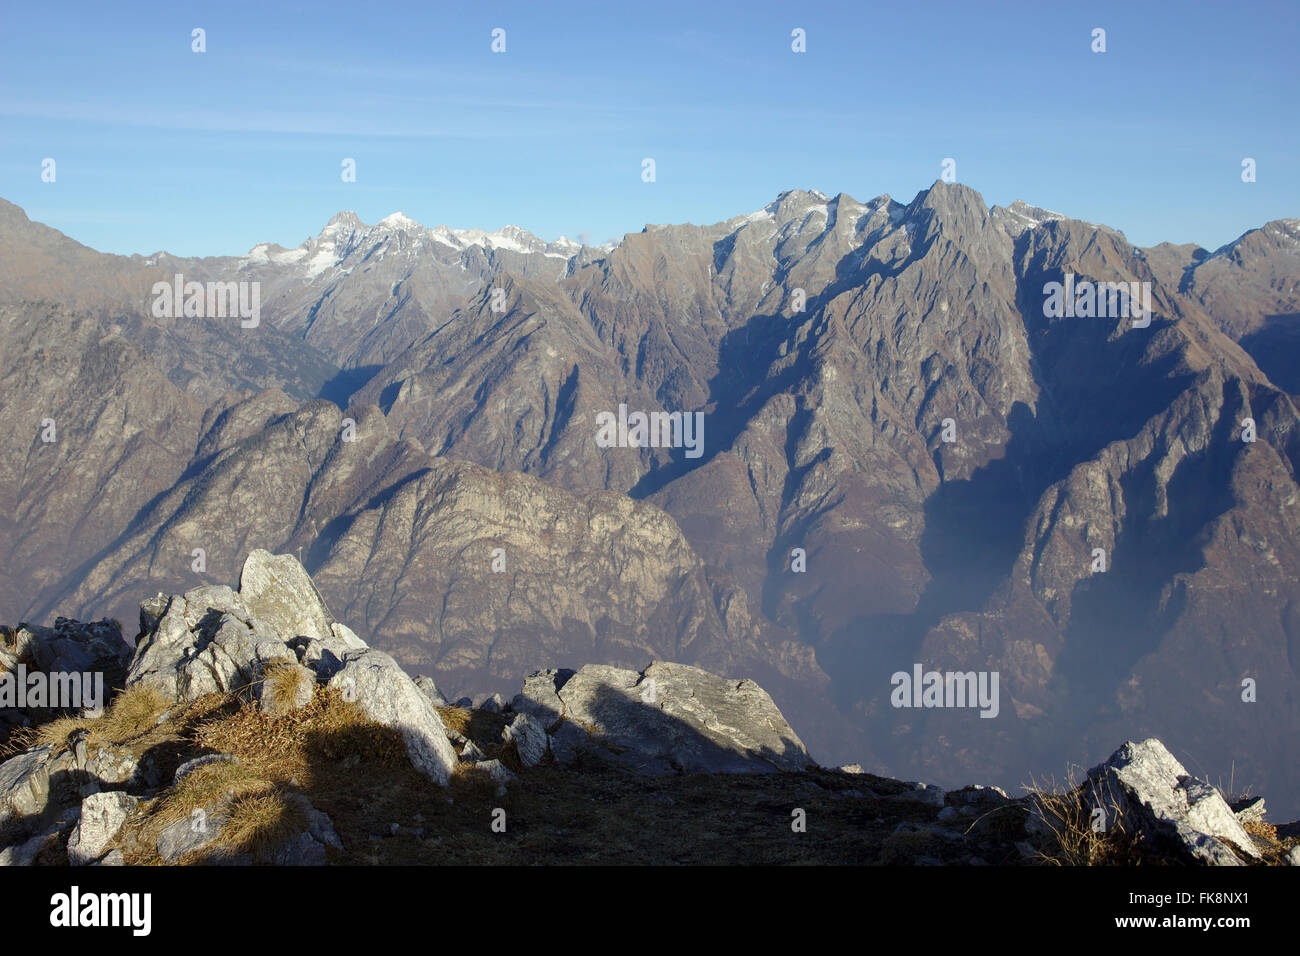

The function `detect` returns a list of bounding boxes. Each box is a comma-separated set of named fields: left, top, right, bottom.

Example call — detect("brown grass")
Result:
left=2, top=684, right=170, bottom=757
left=1024, top=772, right=1148, bottom=866
left=258, top=661, right=309, bottom=714
left=214, top=792, right=305, bottom=861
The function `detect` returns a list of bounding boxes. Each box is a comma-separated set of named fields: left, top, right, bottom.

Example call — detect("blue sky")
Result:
left=1, top=0, right=1296, bottom=256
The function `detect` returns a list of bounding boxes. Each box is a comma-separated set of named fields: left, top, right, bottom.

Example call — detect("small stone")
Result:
left=67, top=790, right=137, bottom=865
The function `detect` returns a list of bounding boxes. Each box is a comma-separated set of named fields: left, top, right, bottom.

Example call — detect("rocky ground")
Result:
left=1, top=550, right=1295, bottom=867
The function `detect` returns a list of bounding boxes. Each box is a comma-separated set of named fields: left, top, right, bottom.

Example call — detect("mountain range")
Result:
left=2, top=182, right=1297, bottom=814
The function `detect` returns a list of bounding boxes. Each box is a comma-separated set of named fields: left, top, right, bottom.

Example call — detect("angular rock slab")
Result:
left=157, top=805, right=229, bottom=863
left=0, top=741, right=144, bottom=827
left=553, top=661, right=811, bottom=775
left=1085, top=738, right=1261, bottom=865
left=239, top=549, right=336, bottom=642
left=328, top=649, right=458, bottom=786
left=503, top=712, right=548, bottom=767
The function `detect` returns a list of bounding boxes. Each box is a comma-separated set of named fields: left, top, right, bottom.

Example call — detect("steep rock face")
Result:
left=1181, top=219, right=1300, bottom=392
left=0, top=301, right=203, bottom=623
left=902, top=243, right=1300, bottom=803
left=44, top=400, right=794, bottom=703
left=352, top=274, right=658, bottom=494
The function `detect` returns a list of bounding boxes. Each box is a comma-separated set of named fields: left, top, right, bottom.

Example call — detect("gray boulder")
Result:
left=67, top=790, right=137, bottom=865
left=0, top=746, right=56, bottom=825
left=511, top=669, right=571, bottom=722
left=473, top=759, right=516, bottom=787
left=0, top=739, right=144, bottom=827
left=269, top=794, right=342, bottom=865
left=127, top=595, right=295, bottom=701
left=537, top=661, right=811, bottom=775
left=157, top=805, right=229, bottom=863
left=547, top=719, right=594, bottom=766
left=327, top=649, right=458, bottom=786
left=1084, top=738, right=1261, bottom=865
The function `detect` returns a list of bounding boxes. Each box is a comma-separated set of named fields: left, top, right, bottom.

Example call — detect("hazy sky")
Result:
left=2, top=0, right=1296, bottom=256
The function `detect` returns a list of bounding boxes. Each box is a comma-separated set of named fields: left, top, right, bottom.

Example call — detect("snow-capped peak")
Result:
left=378, top=211, right=420, bottom=230
left=239, top=210, right=595, bottom=280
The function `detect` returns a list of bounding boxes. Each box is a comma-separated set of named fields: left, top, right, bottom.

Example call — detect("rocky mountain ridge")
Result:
left=2, top=182, right=1297, bottom=815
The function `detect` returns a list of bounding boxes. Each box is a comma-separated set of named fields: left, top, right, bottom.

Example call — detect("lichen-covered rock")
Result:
left=67, top=790, right=137, bottom=865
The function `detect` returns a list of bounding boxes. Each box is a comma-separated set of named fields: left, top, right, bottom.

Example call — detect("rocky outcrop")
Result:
left=1083, top=738, right=1262, bottom=865
left=125, top=551, right=458, bottom=786
left=127, top=553, right=351, bottom=701
left=1, top=618, right=128, bottom=739
left=127, top=584, right=298, bottom=700
left=512, top=661, right=811, bottom=775
left=8, top=618, right=130, bottom=677
left=0, top=559, right=1294, bottom=865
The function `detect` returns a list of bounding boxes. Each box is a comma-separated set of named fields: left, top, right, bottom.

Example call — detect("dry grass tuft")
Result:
left=258, top=661, right=309, bottom=714
left=1024, top=771, right=1147, bottom=866
left=215, top=791, right=304, bottom=860
left=194, top=685, right=407, bottom=787
left=157, top=759, right=274, bottom=827
left=3, top=684, right=170, bottom=757
left=435, top=705, right=471, bottom=737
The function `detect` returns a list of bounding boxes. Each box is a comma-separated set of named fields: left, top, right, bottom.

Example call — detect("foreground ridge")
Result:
left=0, top=552, right=1294, bottom=866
